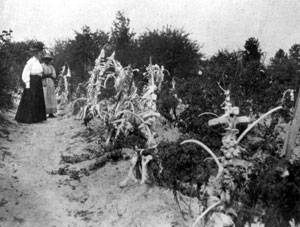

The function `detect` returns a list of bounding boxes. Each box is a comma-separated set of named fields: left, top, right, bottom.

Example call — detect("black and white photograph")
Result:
left=1, top=0, right=300, bottom=226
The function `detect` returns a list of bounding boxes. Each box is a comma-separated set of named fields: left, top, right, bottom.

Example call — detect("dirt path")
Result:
left=0, top=109, right=194, bottom=227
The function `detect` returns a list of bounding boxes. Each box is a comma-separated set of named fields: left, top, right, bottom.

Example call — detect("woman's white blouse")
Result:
left=22, top=57, right=43, bottom=88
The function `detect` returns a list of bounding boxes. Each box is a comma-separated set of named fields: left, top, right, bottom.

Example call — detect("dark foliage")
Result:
left=237, top=157, right=300, bottom=227
left=110, top=11, right=138, bottom=66
left=0, top=30, right=14, bottom=108
left=0, top=30, right=45, bottom=109
left=151, top=139, right=213, bottom=197
left=156, top=81, right=181, bottom=123
left=112, top=125, right=147, bottom=150
left=53, top=26, right=110, bottom=95
left=137, top=26, right=202, bottom=80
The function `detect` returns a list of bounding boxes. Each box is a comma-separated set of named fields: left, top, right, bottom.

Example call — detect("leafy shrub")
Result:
left=0, top=30, right=14, bottom=109
left=237, top=157, right=300, bottom=227
left=112, top=125, right=147, bottom=150
left=149, top=137, right=215, bottom=197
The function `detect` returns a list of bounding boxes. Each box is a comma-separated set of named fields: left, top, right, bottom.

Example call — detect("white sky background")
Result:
left=1, top=0, right=300, bottom=60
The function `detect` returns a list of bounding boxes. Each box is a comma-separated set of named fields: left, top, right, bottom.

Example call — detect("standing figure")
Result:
left=42, top=52, right=57, bottom=118
left=15, top=42, right=47, bottom=123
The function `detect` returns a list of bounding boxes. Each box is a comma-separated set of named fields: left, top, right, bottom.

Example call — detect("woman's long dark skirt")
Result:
left=15, top=75, right=47, bottom=123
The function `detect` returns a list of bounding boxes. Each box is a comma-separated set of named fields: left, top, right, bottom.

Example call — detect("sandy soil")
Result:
left=0, top=107, right=196, bottom=227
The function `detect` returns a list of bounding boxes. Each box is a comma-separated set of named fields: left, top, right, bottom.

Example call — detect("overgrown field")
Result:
left=47, top=46, right=300, bottom=227
left=1, top=12, right=300, bottom=226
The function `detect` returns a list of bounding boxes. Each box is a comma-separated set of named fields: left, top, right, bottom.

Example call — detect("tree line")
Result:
left=1, top=11, right=300, bottom=116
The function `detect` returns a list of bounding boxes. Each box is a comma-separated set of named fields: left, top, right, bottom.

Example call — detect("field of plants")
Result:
left=1, top=12, right=300, bottom=227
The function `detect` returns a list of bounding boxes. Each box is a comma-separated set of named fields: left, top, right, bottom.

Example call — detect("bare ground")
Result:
left=0, top=108, right=197, bottom=227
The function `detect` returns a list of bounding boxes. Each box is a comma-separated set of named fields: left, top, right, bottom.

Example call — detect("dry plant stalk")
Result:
left=75, top=46, right=169, bottom=187
left=182, top=85, right=287, bottom=227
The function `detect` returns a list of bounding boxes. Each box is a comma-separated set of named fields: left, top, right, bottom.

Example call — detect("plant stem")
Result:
left=236, top=106, right=282, bottom=144
left=181, top=139, right=223, bottom=179
left=192, top=201, right=221, bottom=227
left=198, top=112, right=219, bottom=118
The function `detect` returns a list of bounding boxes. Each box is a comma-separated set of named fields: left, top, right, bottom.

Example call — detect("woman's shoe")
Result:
left=48, top=114, right=56, bottom=118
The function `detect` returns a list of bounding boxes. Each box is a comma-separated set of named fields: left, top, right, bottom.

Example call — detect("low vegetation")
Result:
left=1, top=11, right=300, bottom=227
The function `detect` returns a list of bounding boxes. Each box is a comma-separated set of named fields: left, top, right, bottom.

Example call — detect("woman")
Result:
left=42, top=52, right=57, bottom=118
left=15, top=42, right=47, bottom=123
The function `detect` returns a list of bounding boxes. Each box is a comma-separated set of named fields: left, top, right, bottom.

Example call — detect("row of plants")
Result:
left=66, top=41, right=300, bottom=226
left=3, top=12, right=300, bottom=226
left=71, top=47, right=170, bottom=187
left=2, top=30, right=299, bottom=226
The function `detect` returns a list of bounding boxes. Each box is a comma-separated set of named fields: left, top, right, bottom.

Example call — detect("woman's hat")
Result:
left=43, top=52, right=53, bottom=59
left=29, top=42, right=44, bottom=52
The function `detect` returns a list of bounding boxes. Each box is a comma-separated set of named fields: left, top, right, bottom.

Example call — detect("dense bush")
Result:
left=112, top=125, right=147, bottom=150
left=151, top=108, right=300, bottom=227
left=0, top=30, right=46, bottom=109
left=137, top=26, right=202, bottom=80
left=239, top=158, right=300, bottom=227
left=0, top=30, right=14, bottom=108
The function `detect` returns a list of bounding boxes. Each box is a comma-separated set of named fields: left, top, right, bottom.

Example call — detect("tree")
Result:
left=53, top=39, right=72, bottom=69
left=53, top=26, right=109, bottom=93
left=272, top=48, right=288, bottom=63
left=288, top=44, right=300, bottom=61
left=137, top=26, right=202, bottom=80
left=69, top=26, right=109, bottom=81
left=237, top=38, right=270, bottom=112
left=243, top=37, right=262, bottom=62
left=110, top=11, right=137, bottom=66
left=269, top=49, right=293, bottom=85
left=288, top=44, right=300, bottom=83
left=263, top=46, right=300, bottom=108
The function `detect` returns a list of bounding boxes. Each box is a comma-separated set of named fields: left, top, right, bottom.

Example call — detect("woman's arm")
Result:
left=22, top=62, right=32, bottom=88
left=51, top=65, right=56, bottom=78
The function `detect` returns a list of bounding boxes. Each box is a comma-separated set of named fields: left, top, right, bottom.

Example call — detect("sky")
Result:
left=1, top=0, right=300, bottom=60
